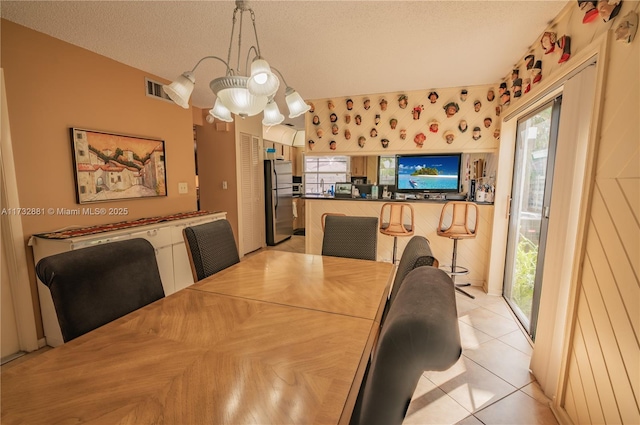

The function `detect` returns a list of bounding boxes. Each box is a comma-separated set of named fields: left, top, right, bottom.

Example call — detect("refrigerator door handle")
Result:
left=273, top=162, right=279, bottom=212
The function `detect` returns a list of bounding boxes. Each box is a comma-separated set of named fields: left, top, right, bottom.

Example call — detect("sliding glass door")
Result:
left=503, top=97, right=561, bottom=340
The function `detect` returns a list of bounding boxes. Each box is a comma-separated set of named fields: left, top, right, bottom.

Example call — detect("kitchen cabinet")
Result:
left=293, top=197, right=305, bottom=230
left=351, top=156, right=367, bottom=177
left=29, top=211, right=226, bottom=347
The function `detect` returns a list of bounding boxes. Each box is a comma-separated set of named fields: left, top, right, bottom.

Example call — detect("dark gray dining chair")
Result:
left=183, top=218, right=240, bottom=281
left=321, top=215, right=378, bottom=261
left=351, top=267, right=461, bottom=425
left=381, top=235, right=439, bottom=325
left=35, top=238, right=165, bottom=343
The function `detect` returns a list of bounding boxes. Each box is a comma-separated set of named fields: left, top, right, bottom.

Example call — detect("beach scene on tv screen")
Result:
left=397, top=155, right=459, bottom=190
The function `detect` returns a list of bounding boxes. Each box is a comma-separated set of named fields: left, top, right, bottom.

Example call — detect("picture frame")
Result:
left=70, top=128, right=167, bottom=204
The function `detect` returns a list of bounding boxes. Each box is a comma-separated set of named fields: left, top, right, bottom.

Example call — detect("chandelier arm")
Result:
left=270, top=67, right=289, bottom=88
left=245, top=45, right=259, bottom=76
left=249, top=9, right=262, bottom=57
left=190, top=56, right=231, bottom=74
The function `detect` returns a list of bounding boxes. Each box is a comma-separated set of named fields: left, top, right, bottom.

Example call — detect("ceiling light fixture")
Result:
left=163, top=0, right=309, bottom=126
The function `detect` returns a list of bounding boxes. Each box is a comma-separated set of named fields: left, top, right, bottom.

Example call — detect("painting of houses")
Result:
left=71, top=128, right=167, bottom=203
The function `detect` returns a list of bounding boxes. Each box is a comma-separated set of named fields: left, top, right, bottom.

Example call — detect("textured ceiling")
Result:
left=1, top=0, right=568, bottom=128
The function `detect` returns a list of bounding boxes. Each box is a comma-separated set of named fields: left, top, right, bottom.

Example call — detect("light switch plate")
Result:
left=178, top=182, right=188, bottom=194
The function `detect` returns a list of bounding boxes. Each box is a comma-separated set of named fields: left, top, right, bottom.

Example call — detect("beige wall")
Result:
left=195, top=114, right=239, bottom=243
left=1, top=20, right=198, bottom=338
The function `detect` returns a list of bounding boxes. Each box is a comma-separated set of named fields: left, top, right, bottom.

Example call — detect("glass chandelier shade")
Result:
left=285, top=87, right=311, bottom=118
left=209, top=76, right=269, bottom=117
left=210, top=98, right=233, bottom=122
left=247, top=59, right=280, bottom=97
left=162, top=72, right=195, bottom=109
left=262, top=99, right=285, bottom=126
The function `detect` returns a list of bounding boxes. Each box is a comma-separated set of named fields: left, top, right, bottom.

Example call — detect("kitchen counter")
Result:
left=305, top=198, right=494, bottom=289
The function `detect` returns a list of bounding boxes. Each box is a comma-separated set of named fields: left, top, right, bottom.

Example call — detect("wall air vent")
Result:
left=145, top=77, right=173, bottom=103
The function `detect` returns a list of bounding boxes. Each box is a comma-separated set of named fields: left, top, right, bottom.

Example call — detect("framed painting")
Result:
left=70, top=128, right=167, bottom=204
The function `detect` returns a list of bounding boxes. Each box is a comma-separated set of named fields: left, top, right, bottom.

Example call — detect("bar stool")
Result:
left=379, top=203, right=414, bottom=263
left=437, top=201, right=478, bottom=299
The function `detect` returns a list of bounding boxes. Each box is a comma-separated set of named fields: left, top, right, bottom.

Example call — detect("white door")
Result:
left=240, top=133, right=264, bottom=255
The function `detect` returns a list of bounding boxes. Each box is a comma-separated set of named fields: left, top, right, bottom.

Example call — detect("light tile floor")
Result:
left=269, top=236, right=560, bottom=425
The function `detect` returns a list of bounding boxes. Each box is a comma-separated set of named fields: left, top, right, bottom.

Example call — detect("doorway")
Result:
left=503, top=97, right=562, bottom=340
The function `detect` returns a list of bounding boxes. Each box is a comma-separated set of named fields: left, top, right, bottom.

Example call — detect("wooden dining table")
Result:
left=1, top=250, right=394, bottom=425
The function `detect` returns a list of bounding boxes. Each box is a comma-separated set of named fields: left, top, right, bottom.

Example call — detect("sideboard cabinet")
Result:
left=29, top=211, right=227, bottom=347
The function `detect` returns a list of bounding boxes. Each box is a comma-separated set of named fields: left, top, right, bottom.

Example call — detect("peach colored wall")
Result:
left=2, top=20, right=197, bottom=337
left=195, top=115, right=239, bottom=243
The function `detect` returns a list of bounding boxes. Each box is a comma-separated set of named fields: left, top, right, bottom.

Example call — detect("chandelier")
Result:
left=163, top=0, right=309, bottom=126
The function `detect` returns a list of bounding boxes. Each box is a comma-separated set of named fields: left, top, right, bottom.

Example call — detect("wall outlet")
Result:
left=178, top=182, right=188, bottom=194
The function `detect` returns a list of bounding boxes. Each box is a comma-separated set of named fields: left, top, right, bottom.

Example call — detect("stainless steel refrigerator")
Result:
left=264, top=159, right=293, bottom=245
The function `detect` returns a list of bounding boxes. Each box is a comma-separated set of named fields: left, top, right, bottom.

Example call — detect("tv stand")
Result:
left=423, top=193, right=446, bottom=200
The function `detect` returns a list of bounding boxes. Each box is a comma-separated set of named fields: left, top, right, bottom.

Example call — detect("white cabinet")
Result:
left=29, top=211, right=226, bottom=347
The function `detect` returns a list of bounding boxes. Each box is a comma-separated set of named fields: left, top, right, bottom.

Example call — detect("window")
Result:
left=304, top=156, right=348, bottom=195
left=378, top=156, right=396, bottom=186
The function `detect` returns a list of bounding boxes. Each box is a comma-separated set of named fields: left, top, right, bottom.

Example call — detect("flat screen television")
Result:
left=395, top=153, right=462, bottom=193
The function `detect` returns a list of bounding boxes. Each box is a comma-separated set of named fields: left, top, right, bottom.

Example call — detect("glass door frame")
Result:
left=503, top=96, right=562, bottom=340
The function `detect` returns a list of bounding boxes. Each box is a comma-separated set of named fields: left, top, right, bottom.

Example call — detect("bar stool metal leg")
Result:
left=449, top=239, right=475, bottom=299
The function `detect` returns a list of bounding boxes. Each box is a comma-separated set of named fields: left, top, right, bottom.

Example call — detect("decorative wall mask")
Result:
left=316, top=128, right=324, bottom=138
left=487, top=89, right=495, bottom=102
left=493, top=128, right=501, bottom=140
left=513, top=78, right=523, bottom=98
left=499, top=82, right=507, bottom=95
left=484, top=117, right=493, bottom=128
left=412, top=105, right=424, bottom=120
left=429, top=120, right=439, bottom=133
left=428, top=92, right=439, bottom=104
left=501, top=90, right=511, bottom=106
left=399, top=129, right=407, bottom=140
left=308, top=139, right=315, bottom=150
left=578, top=1, right=599, bottom=23
left=458, top=120, right=468, bottom=133
left=363, top=98, right=371, bottom=110
left=532, top=61, right=543, bottom=84
left=329, top=140, right=337, bottom=150
left=472, top=127, right=482, bottom=140
left=443, top=102, right=460, bottom=118
left=331, top=124, right=339, bottom=135
left=443, top=131, right=455, bottom=144
left=615, top=11, right=639, bottom=43
left=312, top=115, right=320, bottom=125
left=495, top=106, right=502, bottom=117
left=390, top=118, right=398, bottom=129
left=541, top=32, right=557, bottom=54
left=523, top=78, right=532, bottom=94
left=557, top=35, right=571, bottom=63
left=344, top=129, right=351, bottom=140
left=355, top=115, right=362, bottom=125
left=398, top=94, right=408, bottom=109
left=511, top=69, right=520, bottom=81
left=358, top=136, right=366, bottom=148
left=460, top=89, right=468, bottom=102
left=330, top=113, right=338, bottom=122
left=598, top=0, right=622, bottom=22
left=381, top=138, right=390, bottom=149
left=414, top=132, right=426, bottom=147
left=375, top=114, right=381, bottom=125
left=345, top=114, right=351, bottom=124
left=525, top=54, right=536, bottom=69
left=474, top=100, right=482, bottom=112
left=308, top=102, right=315, bottom=113
left=370, top=128, right=378, bottom=137
left=328, top=100, right=335, bottom=110
left=346, top=99, right=353, bottom=110
left=379, top=98, right=388, bottom=111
